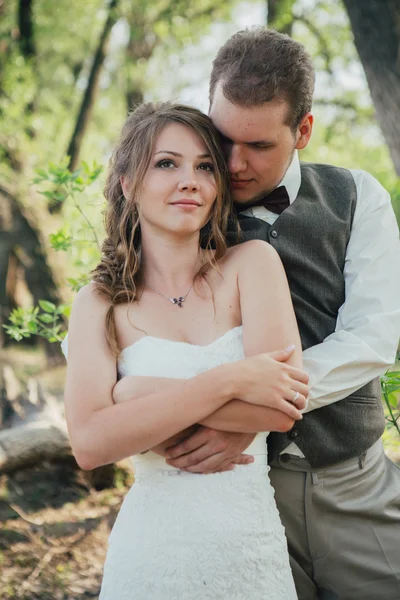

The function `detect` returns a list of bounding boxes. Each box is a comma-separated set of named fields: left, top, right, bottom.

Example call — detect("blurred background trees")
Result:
left=1, top=0, right=399, bottom=355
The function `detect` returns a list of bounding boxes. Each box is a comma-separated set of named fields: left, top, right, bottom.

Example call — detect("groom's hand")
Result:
left=164, top=427, right=256, bottom=474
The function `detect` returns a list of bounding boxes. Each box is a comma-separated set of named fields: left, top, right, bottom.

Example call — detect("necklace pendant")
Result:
left=146, top=281, right=193, bottom=308
left=172, top=297, right=184, bottom=307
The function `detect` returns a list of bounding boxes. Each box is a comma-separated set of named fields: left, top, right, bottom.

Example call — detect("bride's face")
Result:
left=136, top=122, right=217, bottom=238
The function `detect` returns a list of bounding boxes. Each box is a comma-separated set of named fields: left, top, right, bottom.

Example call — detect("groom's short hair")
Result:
left=210, top=27, right=315, bottom=129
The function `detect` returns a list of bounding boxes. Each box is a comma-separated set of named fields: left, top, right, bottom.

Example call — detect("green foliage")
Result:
left=4, top=161, right=103, bottom=342
left=34, top=158, right=102, bottom=206
left=381, top=369, right=400, bottom=436
left=0, top=0, right=106, bottom=180
left=4, top=302, right=70, bottom=343
left=50, top=228, right=73, bottom=252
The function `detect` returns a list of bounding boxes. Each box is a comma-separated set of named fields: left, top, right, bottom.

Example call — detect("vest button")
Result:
left=288, top=428, right=299, bottom=440
left=270, top=229, right=278, bottom=238
left=280, top=454, right=291, bottom=463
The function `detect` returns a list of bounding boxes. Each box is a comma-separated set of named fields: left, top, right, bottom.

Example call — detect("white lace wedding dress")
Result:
left=63, top=326, right=297, bottom=599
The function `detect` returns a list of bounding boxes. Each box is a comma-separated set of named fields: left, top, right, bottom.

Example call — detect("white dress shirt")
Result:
left=240, top=152, right=400, bottom=456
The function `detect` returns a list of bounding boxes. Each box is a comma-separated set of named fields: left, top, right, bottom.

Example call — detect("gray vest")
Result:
left=235, top=162, right=384, bottom=468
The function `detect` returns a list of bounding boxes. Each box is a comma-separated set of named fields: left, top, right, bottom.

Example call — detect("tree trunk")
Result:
left=123, top=21, right=157, bottom=112
left=18, top=0, right=36, bottom=60
left=18, top=0, right=38, bottom=134
left=66, top=0, right=119, bottom=173
left=342, top=0, right=400, bottom=175
left=266, top=0, right=295, bottom=35
left=0, top=187, right=61, bottom=352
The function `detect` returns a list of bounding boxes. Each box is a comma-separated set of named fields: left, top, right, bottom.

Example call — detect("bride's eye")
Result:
left=156, top=159, right=175, bottom=169
left=198, top=162, right=215, bottom=172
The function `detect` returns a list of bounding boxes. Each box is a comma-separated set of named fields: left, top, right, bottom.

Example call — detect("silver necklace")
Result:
left=145, top=281, right=194, bottom=308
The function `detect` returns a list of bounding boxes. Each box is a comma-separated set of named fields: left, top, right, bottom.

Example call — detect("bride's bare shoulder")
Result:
left=221, top=240, right=280, bottom=272
left=71, top=281, right=110, bottom=317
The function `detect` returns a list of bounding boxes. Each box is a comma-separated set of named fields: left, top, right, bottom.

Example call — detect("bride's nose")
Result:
left=177, top=179, right=200, bottom=192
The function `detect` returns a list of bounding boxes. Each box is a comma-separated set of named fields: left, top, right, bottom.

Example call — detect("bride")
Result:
left=63, top=102, right=309, bottom=599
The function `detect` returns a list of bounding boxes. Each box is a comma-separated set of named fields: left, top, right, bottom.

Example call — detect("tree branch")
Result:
left=66, top=0, right=120, bottom=173
left=18, top=0, right=35, bottom=60
left=267, top=0, right=295, bottom=35
left=295, top=14, right=333, bottom=75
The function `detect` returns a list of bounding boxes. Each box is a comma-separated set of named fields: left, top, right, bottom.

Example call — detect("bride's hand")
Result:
left=236, top=348, right=309, bottom=419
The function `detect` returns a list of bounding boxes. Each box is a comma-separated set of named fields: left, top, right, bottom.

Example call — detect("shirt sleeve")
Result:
left=303, top=170, right=400, bottom=413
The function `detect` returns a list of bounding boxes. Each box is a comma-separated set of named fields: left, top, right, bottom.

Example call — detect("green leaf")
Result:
left=48, top=162, right=62, bottom=176
left=383, top=385, right=400, bottom=395
left=39, top=190, right=55, bottom=199
left=382, top=370, right=400, bottom=381
left=56, top=304, right=72, bottom=317
left=38, top=300, right=56, bottom=313
left=50, top=229, right=72, bottom=251
left=27, top=321, right=39, bottom=333
left=52, top=192, right=68, bottom=203
left=67, top=277, right=90, bottom=291
left=38, top=313, right=54, bottom=323
left=5, top=328, right=24, bottom=341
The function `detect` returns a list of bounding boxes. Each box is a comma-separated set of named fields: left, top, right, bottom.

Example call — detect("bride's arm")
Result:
left=199, top=240, right=305, bottom=431
left=64, top=284, right=239, bottom=471
left=113, top=365, right=301, bottom=434
left=238, top=240, right=303, bottom=365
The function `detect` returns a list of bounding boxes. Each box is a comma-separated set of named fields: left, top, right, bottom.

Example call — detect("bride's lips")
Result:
left=170, top=199, right=201, bottom=209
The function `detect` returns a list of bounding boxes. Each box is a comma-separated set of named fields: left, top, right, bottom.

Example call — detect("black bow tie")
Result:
left=235, top=185, right=290, bottom=215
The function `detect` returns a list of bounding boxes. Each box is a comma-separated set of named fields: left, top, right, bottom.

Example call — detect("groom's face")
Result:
left=209, top=84, right=307, bottom=206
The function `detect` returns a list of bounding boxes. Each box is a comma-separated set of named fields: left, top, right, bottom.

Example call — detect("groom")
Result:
left=165, top=28, right=400, bottom=599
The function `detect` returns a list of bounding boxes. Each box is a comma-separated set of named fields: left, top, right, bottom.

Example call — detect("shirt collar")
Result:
left=237, top=151, right=301, bottom=219
left=280, top=150, right=301, bottom=204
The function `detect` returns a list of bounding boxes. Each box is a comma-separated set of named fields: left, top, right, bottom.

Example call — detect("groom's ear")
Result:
left=295, top=113, right=314, bottom=150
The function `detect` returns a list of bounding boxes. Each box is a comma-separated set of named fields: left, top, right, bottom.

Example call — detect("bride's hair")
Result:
left=91, top=102, right=234, bottom=356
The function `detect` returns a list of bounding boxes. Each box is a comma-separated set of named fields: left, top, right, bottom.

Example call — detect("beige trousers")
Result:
left=269, top=440, right=400, bottom=600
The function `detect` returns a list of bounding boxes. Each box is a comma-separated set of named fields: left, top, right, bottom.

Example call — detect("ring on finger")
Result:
left=289, top=391, right=300, bottom=405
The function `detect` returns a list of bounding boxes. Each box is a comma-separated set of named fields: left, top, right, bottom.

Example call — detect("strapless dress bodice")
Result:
left=117, top=326, right=268, bottom=477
